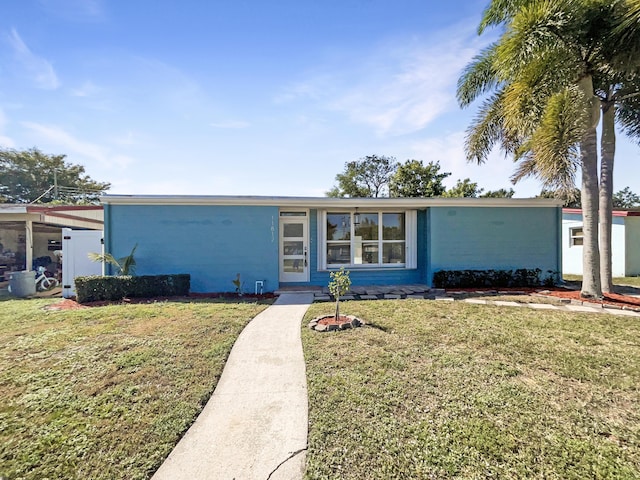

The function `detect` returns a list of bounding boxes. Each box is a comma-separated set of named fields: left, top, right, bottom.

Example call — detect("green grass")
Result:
left=0, top=297, right=268, bottom=480
left=302, top=300, right=640, bottom=479
left=564, top=274, right=640, bottom=288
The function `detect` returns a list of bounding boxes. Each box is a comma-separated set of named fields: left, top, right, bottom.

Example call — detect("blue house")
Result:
left=101, top=195, right=563, bottom=293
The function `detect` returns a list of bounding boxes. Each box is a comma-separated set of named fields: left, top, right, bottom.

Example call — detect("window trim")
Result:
left=569, top=226, right=584, bottom=247
left=318, top=210, right=417, bottom=270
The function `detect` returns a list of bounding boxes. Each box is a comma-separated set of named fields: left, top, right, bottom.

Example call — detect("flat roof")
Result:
left=101, top=194, right=563, bottom=208
left=563, top=208, right=640, bottom=217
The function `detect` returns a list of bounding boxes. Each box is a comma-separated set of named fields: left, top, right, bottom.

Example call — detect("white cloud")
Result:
left=21, top=121, right=133, bottom=168
left=0, top=109, right=15, bottom=148
left=7, top=28, right=60, bottom=90
left=276, top=22, right=488, bottom=137
left=409, top=131, right=543, bottom=197
left=209, top=120, right=251, bottom=129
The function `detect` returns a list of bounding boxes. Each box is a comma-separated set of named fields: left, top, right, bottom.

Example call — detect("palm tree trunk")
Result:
left=599, top=101, right=616, bottom=293
left=578, top=75, right=602, bottom=298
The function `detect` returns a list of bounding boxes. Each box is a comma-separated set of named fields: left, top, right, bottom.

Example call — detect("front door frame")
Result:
left=279, top=210, right=309, bottom=283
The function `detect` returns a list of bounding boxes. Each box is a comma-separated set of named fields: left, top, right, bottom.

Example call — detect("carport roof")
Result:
left=0, top=204, right=103, bottom=229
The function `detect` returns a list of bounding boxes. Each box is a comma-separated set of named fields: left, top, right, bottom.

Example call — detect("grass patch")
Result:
left=564, top=274, right=640, bottom=288
left=0, top=297, right=268, bottom=480
left=302, top=300, right=640, bottom=479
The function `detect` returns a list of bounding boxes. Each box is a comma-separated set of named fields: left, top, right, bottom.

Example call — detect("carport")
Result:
left=0, top=205, right=103, bottom=282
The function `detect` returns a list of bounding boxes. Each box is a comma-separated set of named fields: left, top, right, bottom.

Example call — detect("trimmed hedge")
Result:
left=432, top=269, right=556, bottom=289
left=75, top=274, right=190, bottom=303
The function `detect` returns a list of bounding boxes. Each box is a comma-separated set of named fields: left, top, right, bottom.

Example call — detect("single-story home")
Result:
left=563, top=208, right=640, bottom=277
left=101, top=195, right=563, bottom=293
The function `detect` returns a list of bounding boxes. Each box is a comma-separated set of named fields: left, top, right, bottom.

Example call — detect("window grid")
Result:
left=570, top=226, right=584, bottom=247
left=326, top=212, right=406, bottom=267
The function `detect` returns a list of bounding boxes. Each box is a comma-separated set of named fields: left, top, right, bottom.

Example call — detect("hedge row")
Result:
left=432, top=269, right=556, bottom=289
left=75, top=274, right=190, bottom=303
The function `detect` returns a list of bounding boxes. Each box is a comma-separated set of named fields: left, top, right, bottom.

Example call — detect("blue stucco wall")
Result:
left=105, top=205, right=279, bottom=293
left=104, top=203, right=562, bottom=292
left=428, top=206, right=561, bottom=283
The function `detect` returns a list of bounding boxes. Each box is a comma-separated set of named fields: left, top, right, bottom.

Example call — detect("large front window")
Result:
left=324, top=211, right=411, bottom=268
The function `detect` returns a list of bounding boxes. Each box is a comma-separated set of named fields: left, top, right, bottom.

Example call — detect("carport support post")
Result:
left=25, top=220, right=33, bottom=271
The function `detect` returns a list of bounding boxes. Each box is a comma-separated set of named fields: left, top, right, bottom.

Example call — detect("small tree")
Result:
left=328, top=267, right=351, bottom=321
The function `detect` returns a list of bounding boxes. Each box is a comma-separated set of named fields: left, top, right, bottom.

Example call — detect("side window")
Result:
left=570, top=227, right=583, bottom=246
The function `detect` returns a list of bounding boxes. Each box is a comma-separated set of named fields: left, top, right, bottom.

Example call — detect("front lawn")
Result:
left=302, top=300, right=640, bottom=479
left=0, top=298, right=268, bottom=480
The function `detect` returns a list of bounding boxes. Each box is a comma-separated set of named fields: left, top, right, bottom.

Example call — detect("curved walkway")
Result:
left=152, top=293, right=314, bottom=480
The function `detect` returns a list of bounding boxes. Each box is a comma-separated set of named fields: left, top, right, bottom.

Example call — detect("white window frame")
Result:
left=569, top=226, right=584, bottom=247
left=318, top=210, right=417, bottom=270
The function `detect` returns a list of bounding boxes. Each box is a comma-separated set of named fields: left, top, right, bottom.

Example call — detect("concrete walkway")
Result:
left=152, top=293, right=314, bottom=480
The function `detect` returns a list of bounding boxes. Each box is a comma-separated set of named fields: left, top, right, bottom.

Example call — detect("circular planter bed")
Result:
left=308, top=315, right=364, bottom=332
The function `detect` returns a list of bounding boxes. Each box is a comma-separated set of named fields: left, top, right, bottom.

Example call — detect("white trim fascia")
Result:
left=101, top=194, right=562, bottom=208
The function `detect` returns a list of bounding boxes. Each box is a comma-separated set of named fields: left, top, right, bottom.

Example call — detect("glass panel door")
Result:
left=279, top=213, right=308, bottom=282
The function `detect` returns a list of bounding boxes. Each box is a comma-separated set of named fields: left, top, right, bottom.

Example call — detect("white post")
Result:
left=25, top=220, right=33, bottom=271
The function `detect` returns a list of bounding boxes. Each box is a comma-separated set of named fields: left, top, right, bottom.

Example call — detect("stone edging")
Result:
left=308, top=315, right=364, bottom=332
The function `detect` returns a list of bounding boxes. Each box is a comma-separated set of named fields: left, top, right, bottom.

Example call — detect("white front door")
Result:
left=279, top=212, right=309, bottom=283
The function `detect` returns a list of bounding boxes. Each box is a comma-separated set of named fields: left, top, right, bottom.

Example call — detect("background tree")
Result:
left=612, top=186, right=640, bottom=208
left=480, top=188, right=515, bottom=198
left=389, top=160, right=451, bottom=198
left=0, top=148, right=110, bottom=204
left=326, top=155, right=398, bottom=198
left=442, top=178, right=484, bottom=198
left=538, top=188, right=581, bottom=208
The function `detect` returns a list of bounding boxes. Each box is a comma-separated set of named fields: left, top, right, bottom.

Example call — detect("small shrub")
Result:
left=75, top=274, right=190, bottom=303
left=432, top=268, right=552, bottom=289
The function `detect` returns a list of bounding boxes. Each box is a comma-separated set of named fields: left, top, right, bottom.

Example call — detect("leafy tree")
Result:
left=480, top=188, right=515, bottom=198
left=538, top=189, right=581, bottom=208
left=612, top=186, right=640, bottom=208
left=457, top=0, right=640, bottom=297
left=327, top=155, right=398, bottom=198
left=389, top=160, right=451, bottom=198
left=442, top=178, right=484, bottom=198
left=0, top=148, right=110, bottom=204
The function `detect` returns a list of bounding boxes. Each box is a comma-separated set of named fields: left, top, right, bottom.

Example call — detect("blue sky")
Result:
left=1, top=0, right=639, bottom=198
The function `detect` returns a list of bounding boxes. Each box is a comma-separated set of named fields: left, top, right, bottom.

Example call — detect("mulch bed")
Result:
left=447, top=286, right=640, bottom=310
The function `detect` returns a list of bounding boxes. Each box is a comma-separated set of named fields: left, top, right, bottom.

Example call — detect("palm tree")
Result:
left=597, top=74, right=640, bottom=292
left=458, top=0, right=640, bottom=298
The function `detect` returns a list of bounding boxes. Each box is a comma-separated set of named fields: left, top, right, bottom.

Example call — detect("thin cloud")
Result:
left=410, top=131, right=542, bottom=197
left=277, top=22, right=490, bottom=137
left=209, top=120, right=251, bottom=129
left=70, top=81, right=101, bottom=97
left=21, top=121, right=133, bottom=168
left=38, top=0, right=105, bottom=21
left=7, top=28, right=60, bottom=90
